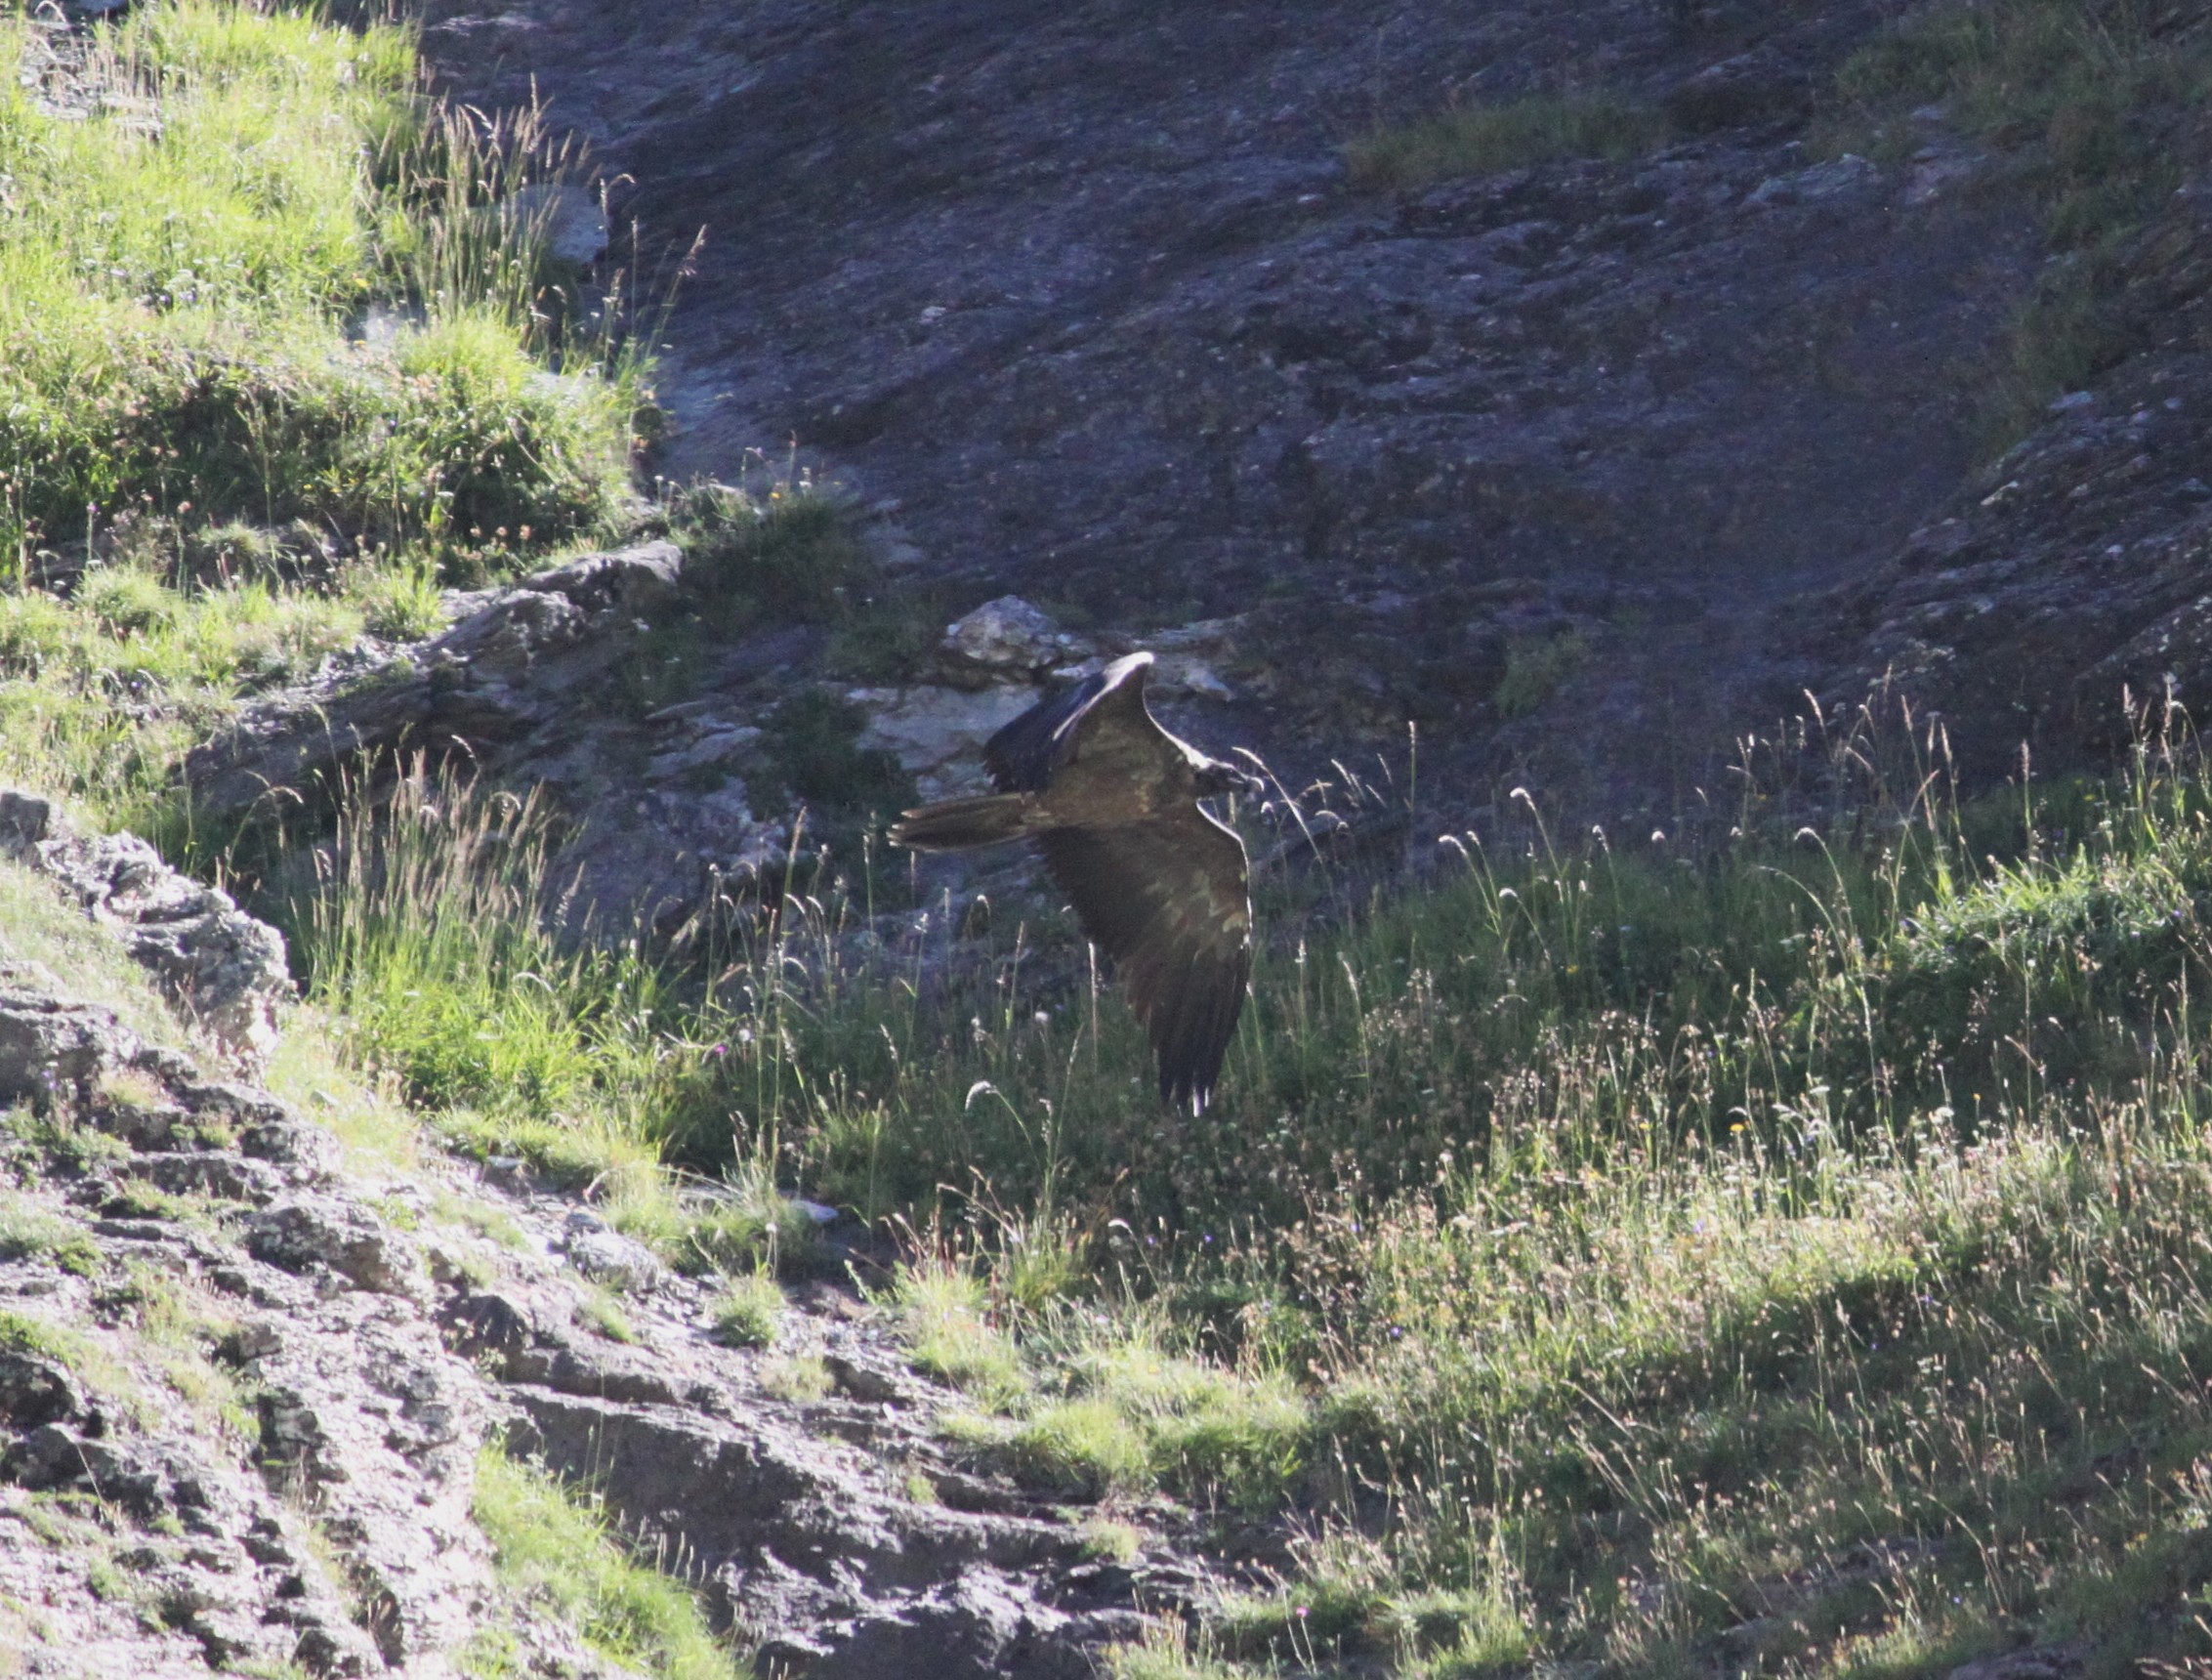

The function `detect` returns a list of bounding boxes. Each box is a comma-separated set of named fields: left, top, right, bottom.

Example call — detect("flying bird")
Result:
left=889, top=652, right=1256, bottom=1114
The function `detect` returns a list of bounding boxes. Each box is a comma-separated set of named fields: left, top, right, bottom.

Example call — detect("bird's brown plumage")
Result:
left=888, top=652, right=1253, bottom=1113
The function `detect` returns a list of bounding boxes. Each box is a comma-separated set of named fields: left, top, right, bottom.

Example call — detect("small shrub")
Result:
left=757, top=688, right=914, bottom=819
left=0, top=6, right=635, bottom=567
left=178, top=523, right=287, bottom=591
left=1491, top=629, right=1586, bottom=717
left=352, top=562, right=445, bottom=642
left=576, top=1287, right=637, bottom=1344
left=100, top=1181, right=198, bottom=1225
left=1380, top=1580, right=1532, bottom=1676
left=1215, top=1574, right=1378, bottom=1664
left=709, top=1273, right=785, bottom=1349
left=0, top=1309, right=94, bottom=1371
left=1103, top=1621, right=1248, bottom=1680
left=824, top=592, right=942, bottom=682
left=671, top=478, right=871, bottom=631
left=78, top=567, right=183, bottom=639
left=1148, top=1377, right=1309, bottom=1509
left=604, top=1169, right=820, bottom=1279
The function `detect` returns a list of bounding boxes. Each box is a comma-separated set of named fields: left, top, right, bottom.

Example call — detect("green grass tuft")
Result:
left=709, top=1272, right=785, bottom=1349
left=468, top=1446, right=741, bottom=1680
left=0, top=1201, right=102, bottom=1278
left=1348, top=91, right=1666, bottom=190
left=890, top=1260, right=1030, bottom=1407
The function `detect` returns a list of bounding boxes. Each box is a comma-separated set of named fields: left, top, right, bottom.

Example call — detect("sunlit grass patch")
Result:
left=1066, top=1331, right=1310, bottom=1507
left=468, top=1446, right=742, bottom=1680
left=1002, top=1396, right=1151, bottom=1499
left=889, top=1257, right=1029, bottom=1407
left=262, top=1009, right=422, bottom=1178
left=0, top=0, right=645, bottom=828
left=1104, top=1619, right=1252, bottom=1680
left=0, top=1198, right=102, bottom=1277
left=0, top=2, right=633, bottom=564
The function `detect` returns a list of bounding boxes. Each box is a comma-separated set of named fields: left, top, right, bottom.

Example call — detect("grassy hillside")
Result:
left=8, top=2, right=2212, bottom=1678
left=0, top=0, right=639, bottom=833
left=285, top=705, right=2212, bottom=1678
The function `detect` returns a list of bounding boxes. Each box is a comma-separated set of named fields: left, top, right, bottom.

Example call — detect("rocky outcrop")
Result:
left=181, top=540, right=690, bottom=824
left=182, top=537, right=790, bottom=926
left=0, top=975, right=480, bottom=1675
left=1810, top=333, right=2212, bottom=779
left=180, top=549, right=1252, bottom=920
left=0, top=790, right=291, bottom=1072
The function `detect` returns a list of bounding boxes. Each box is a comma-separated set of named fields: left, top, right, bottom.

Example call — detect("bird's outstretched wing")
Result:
left=984, top=653, right=1153, bottom=794
left=1036, top=805, right=1251, bottom=1113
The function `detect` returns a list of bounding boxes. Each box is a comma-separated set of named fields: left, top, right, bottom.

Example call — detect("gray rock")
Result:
left=826, top=1572, right=1095, bottom=1680
left=939, top=596, right=1089, bottom=684
left=0, top=788, right=59, bottom=858
left=1743, top=152, right=1876, bottom=208
left=1948, top=1647, right=2087, bottom=1680
left=245, top=1197, right=425, bottom=1297
left=507, top=1383, right=1125, bottom=1677
left=0, top=794, right=293, bottom=1072
left=848, top=683, right=1041, bottom=799
left=506, top=180, right=610, bottom=267
left=0, top=1344, right=87, bottom=1432
left=3, top=1423, right=126, bottom=1494
left=525, top=538, right=685, bottom=613
left=0, top=989, right=139, bottom=1106
left=561, top=1213, right=666, bottom=1292
left=125, top=1150, right=286, bottom=1205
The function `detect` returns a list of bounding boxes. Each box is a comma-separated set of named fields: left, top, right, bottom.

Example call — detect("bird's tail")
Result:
left=888, top=792, right=1040, bottom=852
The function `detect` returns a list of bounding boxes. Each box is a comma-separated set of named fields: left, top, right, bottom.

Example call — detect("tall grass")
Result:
left=291, top=761, right=723, bottom=1193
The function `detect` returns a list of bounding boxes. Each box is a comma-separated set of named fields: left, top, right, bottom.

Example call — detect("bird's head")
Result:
left=1192, top=756, right=1267, bottom=803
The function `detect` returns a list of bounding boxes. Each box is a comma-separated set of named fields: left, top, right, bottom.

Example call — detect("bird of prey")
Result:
left=889, top=652, right=1255, bottom=1114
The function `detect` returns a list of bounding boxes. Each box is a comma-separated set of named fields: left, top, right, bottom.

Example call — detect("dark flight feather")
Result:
left=889, top=653, right=1253, bottom=1113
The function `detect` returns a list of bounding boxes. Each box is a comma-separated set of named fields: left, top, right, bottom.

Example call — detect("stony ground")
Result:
left=408, top=0, right=2108, bottom=825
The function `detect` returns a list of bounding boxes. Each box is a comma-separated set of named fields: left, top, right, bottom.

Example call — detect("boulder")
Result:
left=505, top=181, right=610, bottom=268
left=938, top=597, right=1091, bottom=687
left=0, top=989, right=140, bottom=1106
left=245, top=1197, right=426, bottom=1298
